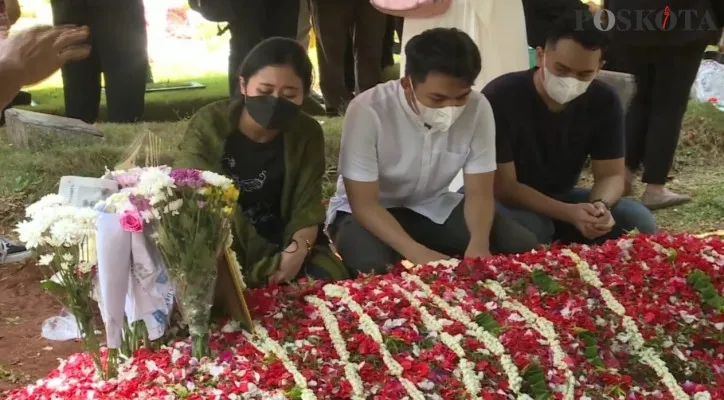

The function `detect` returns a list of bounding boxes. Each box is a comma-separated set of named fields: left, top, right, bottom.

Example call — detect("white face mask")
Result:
left=410, top=84, right=467, bottom=131
left=542, top=67, right=593, bottom=104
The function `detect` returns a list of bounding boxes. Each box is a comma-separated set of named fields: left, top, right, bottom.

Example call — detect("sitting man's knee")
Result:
left=338, top=250, right=392, bottom=275
left=331, top=218, right=396, bottom=275
left=613, top=199, right=658, bottom=235
left=508, top=228, right=540, bottom=254
left=492, top=212, right=543, bottom=254
left=528, top=218, right=555, bottom=245
left=497, top=208, right=555, bottom=245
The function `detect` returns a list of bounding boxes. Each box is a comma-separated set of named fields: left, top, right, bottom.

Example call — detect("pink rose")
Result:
left=119, top=209, right=144, bottom=233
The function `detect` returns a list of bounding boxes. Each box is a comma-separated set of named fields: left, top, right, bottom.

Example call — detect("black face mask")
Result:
left=245, top=95, right=301, bottom=130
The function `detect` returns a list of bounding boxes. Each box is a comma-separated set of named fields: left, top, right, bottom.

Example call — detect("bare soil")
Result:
left=0, top=261, right=80, bottom=394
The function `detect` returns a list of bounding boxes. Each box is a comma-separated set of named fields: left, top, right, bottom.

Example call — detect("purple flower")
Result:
left=218, top=350, right=234, bottom=363
left=682, top=381, right=696, bottom=394
left=170, top=169, right=204, bottom=188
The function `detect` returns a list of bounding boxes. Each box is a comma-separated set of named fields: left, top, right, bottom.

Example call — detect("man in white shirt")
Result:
left=326, top=28, right=537, bottom=275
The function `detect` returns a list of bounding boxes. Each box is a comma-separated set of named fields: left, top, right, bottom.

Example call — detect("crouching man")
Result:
left=479, top=13, right=657, bottom=245
left=326, top=28, right=538, bottom=275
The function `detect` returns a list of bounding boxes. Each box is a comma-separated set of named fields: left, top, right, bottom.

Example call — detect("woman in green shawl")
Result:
left=176, top=37, right=349, bottom=288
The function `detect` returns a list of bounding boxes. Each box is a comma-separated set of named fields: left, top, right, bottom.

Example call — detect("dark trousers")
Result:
left=311, top=0, right=386, bottom=112
left=227, top=0, right=300, bottom=97
left=50, top=0, right=148, bottom=123
left=344, top=15, right=399, bottom=94
left=1, top=91, right=31, bottom=126
left=381, top=16, right=402, bottom=69
left=621, top=41, right=708, bottom=184
left=328, top=201, right=539, bottom=275
left=495, top=188, right=658, bottom=245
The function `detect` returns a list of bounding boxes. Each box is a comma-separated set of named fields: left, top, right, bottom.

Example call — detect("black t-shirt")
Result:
left=222, top=131, right=286, bottom=245
left=484, top=68, right=624, bottom=196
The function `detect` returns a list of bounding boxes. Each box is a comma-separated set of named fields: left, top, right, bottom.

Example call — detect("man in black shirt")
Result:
left=484, top=12, right=657, bottom=244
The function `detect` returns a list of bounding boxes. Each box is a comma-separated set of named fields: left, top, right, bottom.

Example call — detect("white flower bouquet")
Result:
left=122, top=167, right=239, bottom=359
left=15, top=194, right=107, bottom=377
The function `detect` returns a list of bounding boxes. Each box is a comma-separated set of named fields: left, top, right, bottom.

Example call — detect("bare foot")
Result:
left=641, top=186, right=691, bottom=210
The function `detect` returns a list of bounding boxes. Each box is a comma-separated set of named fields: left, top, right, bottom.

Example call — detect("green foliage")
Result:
left=39, top=279, right=65, bottom=296
left=521, top=362, right=552, bottom=400
left=574, top=328, right=606, bottom=369
left=530, top=270, right=566, bottom=294
left=687, top=269, right=724, bottom=312
left=474, top=312, right=501, bottom=337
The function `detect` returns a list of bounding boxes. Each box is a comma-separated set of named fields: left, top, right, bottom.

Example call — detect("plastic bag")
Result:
left=692, top=60, right=724, bottom=108
left=41, top=309, right=81, bottom=341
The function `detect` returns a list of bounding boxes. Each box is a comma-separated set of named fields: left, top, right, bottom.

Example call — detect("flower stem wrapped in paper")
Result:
left=15, top=195, right=106, bottom=376
left=132, top=167, right=239, bottom=359
left=94, top=128, right=174, bottom=362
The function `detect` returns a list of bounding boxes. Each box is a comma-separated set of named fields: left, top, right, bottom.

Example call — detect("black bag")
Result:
left=188, top=0, right=236, bottom=23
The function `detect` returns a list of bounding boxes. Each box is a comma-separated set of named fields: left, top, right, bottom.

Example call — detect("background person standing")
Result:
left=310, top=0, right=386, bottom=116
left=606, top=0, right=723, bottom=210
left=50, top=0, right=148, bottom=123
left=297, top=0, right=312, bottom=51
left=400, top=0, right=529, bottom=92
left=227, top=0, right=300, bottom=97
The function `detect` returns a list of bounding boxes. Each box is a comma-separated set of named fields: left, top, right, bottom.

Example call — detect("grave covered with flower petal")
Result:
left=6, top=232, right=723, bottom=400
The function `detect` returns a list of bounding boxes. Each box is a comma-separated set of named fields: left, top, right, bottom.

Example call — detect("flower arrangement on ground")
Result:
left=7, top=232, right=722, bottom=399
left=94, top=180, right=173, bottom=365
left=14, top=194, right=106, bottom=377
left=121, top=166, right=239, bottom=359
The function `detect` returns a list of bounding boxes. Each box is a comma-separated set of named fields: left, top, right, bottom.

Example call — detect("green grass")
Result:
left=22, top=73, right=230, bottom=122
left=2, top=69, right=724, bottom=236
left=20, top=59, right=401, bottom=122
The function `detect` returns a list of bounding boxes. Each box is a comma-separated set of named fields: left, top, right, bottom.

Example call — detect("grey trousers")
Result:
left=328, top=200, right=538, bottom=275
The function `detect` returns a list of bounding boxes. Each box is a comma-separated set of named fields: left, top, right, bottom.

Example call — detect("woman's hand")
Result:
left=587, top=1, right=600, bottom=14
left=268, top=241, right=306, bottom=285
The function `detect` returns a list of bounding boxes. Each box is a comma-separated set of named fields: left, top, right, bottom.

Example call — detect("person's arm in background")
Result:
left=586, top=1, right=600, bottom=13
left=6, top=0, right=20, bottom=26
left=462, top=97, right=498, bottom=259
left=710, top=0, right=723, bottom=51
left=341, top=102, right=446, bottom=265
left=0, top=25, right=90, bottom=108
left=0, top=53, right=23, bottom=107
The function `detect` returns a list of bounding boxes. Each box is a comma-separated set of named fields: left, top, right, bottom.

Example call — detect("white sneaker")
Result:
left=0, top=237, right=31, bottom=265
